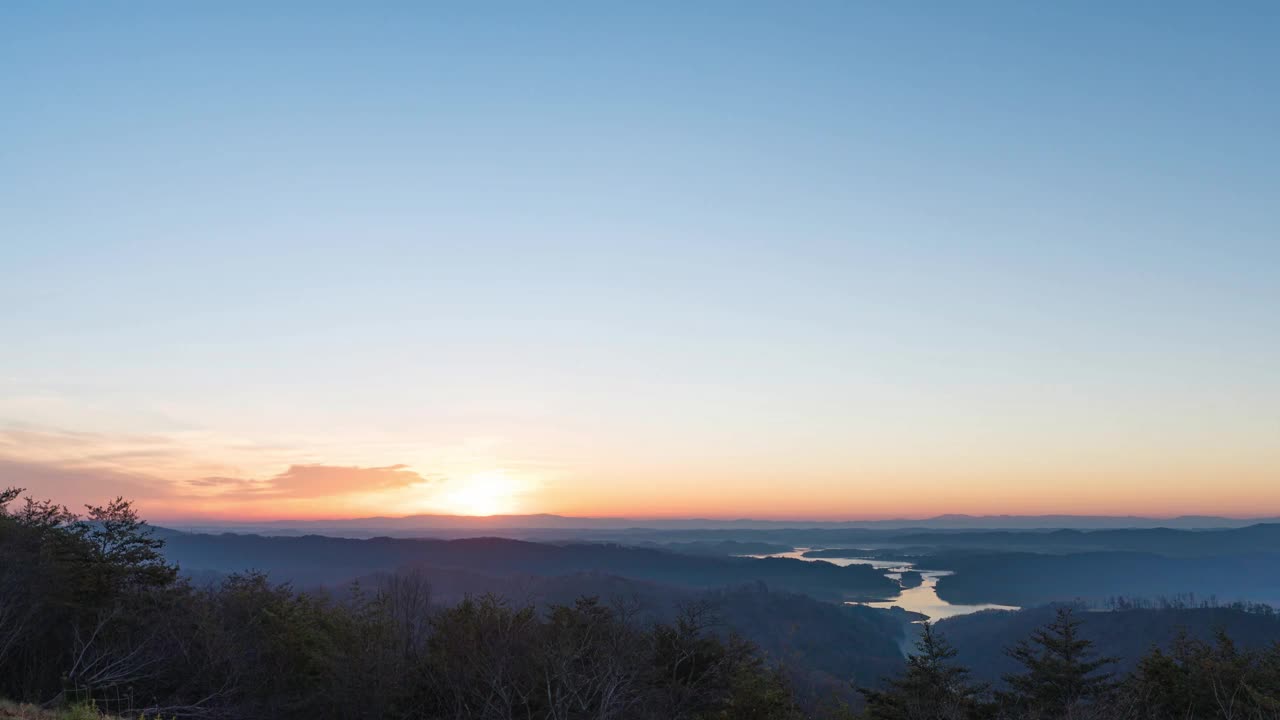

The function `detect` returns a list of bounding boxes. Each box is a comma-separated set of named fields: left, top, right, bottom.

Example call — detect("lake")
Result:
left=752, top=549, right=1020, bottom=621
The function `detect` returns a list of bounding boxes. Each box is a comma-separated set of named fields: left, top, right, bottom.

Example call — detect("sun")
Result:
left=442, top=470, right=519, bottom=516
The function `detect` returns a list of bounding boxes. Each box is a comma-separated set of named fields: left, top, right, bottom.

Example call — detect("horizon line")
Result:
left=153, top=510, right=1280, bottom=526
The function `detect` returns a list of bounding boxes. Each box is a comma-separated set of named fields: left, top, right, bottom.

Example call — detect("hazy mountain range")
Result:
left=169, top=512, right=1280, bottom=537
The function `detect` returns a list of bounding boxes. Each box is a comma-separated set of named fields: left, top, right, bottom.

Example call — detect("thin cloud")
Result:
left=0, top=458, right=172, bottom=507
left=0, top=425, right=461, bottom=517
left=200, top=464, right=433, bottom=500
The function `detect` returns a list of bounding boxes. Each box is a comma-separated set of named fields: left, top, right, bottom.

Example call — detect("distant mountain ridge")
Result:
left=169, top=511, right=1280, bottom=536
left=893, top=522, right=1280, bottom=556
left=157, top=532, right=900, bottom=602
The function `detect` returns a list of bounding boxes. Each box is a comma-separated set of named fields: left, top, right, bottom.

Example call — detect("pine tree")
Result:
left=1124, top=629, right=1280, bottom=719
left=862, top=622, right=989, bottom=720
left=999, top=607, right=1116, bottom=718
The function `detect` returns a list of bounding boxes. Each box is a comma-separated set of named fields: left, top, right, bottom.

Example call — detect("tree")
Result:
left=427, top=593, right=541, bottom=720
left=538, top=597, right=643, bottom=720
left=861, top=622, right=989, bottom=720
left=83, top=497, right=177, bottom=593
left=1125, top=629, right=1280, bottom=719
left=998, top=607, right=1116, bottom=719
left=0, top=488, right=184, bottom=706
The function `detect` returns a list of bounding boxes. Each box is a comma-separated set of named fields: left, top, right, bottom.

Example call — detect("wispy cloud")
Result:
left=195, top=463, right=435, bottom=500
left=0, top=425, right=516, bottom=519
left=0, top=458, right=172, bottom=506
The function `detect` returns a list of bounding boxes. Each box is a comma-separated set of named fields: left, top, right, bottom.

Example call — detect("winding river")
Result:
left=753, top=549, right=1019, bottom=621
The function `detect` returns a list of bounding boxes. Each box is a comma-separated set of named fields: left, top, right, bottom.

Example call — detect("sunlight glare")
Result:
left=442, top=470, right=519, bottom=516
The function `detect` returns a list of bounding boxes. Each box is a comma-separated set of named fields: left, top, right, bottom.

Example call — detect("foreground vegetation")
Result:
left=4, top=488, right=1280, bottom=719
left=869, top=608, right=1280, bottom=719
left=0, top=699, right=96, bottom=720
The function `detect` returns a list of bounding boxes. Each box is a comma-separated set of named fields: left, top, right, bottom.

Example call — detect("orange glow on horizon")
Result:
left=5, top=426, right=1277, bottom=524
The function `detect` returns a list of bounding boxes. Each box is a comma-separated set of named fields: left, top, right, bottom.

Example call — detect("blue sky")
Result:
left=1, top=2, right=1277, bottom=518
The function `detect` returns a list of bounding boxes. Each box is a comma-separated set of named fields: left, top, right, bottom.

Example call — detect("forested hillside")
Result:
left=160, top=531, right=899, bottom=602
left=6, top=488, right=1280, bottom=719
left=929, top=551, right=1280, bottom=606
left=939, top=603, right=1280, bottom=683
left=0, top=488, right=810, bottom=719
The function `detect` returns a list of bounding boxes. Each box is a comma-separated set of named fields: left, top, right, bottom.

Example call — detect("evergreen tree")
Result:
left=1125, top=629, right=1280, bottom=720
left=862, top=622, right=989, bottom=720
left=998, top=607, right=1116, bottom=718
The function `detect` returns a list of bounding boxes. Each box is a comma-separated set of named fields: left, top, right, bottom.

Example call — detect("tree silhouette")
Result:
left=999, top=607, right=1116, bottom=718
left=862, top=621, right=988, bottom=720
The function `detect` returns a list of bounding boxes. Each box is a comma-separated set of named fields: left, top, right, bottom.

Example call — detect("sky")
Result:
left=2, top=1, right=1277, bottom=521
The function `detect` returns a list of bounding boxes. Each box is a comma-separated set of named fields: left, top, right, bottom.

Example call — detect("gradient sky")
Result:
left=2, top=2, right=1277, bottom=520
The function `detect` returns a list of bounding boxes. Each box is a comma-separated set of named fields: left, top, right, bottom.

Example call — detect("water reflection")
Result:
left=750, top=549, right=1019, bottom=621
left=859, top=570, right=1019, bottom=621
